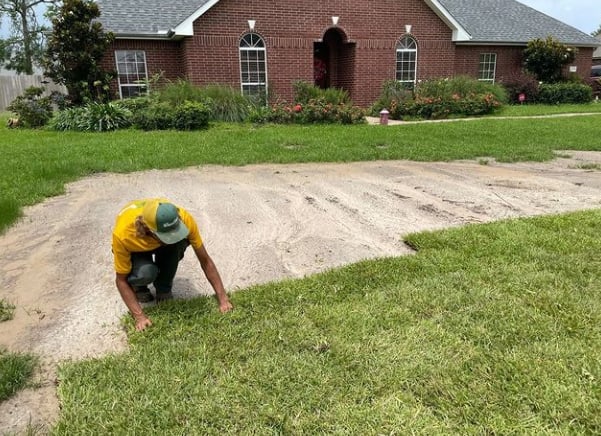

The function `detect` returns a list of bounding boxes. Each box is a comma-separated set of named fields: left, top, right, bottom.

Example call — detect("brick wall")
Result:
left=100, top=39, right=184, bottom=98
left=103, top=1, right=596, bottom=107
left=454, top=45, right=524, bottom=82
left=184, top=0, right=455, bottom=106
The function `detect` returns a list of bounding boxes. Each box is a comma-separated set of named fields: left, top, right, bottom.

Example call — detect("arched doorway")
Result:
left=314, top=28, right=354, bottom=93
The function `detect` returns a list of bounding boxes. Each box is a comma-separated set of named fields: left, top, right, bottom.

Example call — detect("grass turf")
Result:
left=53, top=210, right=601, bottom=434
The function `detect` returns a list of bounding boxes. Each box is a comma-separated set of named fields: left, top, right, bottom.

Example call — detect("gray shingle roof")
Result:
left=95, top=0, right=600, bottom=47
left=95, top=0, right=212, bottom=36
left=438, top=0, right=600, bottom=46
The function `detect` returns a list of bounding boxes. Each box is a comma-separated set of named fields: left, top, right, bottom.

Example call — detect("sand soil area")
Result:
left=1, top=153, right=601, bottom=433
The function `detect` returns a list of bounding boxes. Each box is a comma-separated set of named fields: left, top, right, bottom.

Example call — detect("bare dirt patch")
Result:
left=1, top=153, right=601, bottom=433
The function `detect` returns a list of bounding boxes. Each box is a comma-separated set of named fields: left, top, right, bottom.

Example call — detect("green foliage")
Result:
left=249, top=81, right=362, bottom=124
left=49, top=102, right=132, bottom=131
left=7, top=86, right=53, bottom=128
left=153, top=80, right=257, bottom=122
left=537, top=82, right=593, bottom=104
left=0, top=0, right=48, bottom=74
left=384, top=76, right=507, bottom=120
left=523, top=36, right=577, bottom=83
left=173, top=101, right=210, bottom=130
left=293, top=80, right=350, bottom=105
left=249, top=98, right=366, bottom=125
left=0, top=349, right=36, bottom=401
left=370, top=79, right=414, bottom=115
left=113, top=96, right=152, bottom=113
left=43, top=0, right=115, bottom=105
left=132, top=101, right=175, bottom=130
left=155, top=79, right=208, bottom=107
left=197, top=84, right=254, bottom=122
left=499, top=72, right=540, bottom=104
left=416, top=75, right=508, bottom=103
left=0, top=299, right=15, bottom=322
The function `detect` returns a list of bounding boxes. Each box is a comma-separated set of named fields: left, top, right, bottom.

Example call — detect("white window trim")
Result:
left=478, top=53, right=497, bottom=83
left=239, top=33, right=268, bottom=98
left=396, top=36, right=418, bottom=86
left=115, top=50, right=149, bottom=99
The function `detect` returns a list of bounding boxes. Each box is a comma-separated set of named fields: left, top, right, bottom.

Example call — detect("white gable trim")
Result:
left=173, top=0, right=221, bottom=36
left=424, top=0, right=471, bottom=41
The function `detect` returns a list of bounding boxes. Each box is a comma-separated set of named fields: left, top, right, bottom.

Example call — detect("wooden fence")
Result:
left=0, top=75, right=66, bottom=111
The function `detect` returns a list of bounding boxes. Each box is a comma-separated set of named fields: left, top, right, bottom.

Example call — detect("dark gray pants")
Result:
left=127, top=239, right=190, bottom=294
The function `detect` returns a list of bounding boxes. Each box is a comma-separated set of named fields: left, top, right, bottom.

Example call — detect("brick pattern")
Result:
left=101, top=0, right=594, bottom=106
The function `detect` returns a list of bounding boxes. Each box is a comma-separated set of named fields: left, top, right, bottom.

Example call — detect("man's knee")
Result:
left=127, top=263, right=159, bottom=286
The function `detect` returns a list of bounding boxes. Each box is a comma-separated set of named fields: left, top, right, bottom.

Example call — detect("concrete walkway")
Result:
left=365, top=111, right=601, bottom=126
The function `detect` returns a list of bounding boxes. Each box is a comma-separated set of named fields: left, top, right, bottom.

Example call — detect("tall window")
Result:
left=115, top=50, right=148, bottom=98
left=479, top=53, right=497, bottom=83
left=239, top=33, right=267, bottom=98
left=396, top=36, right=417, bottom=86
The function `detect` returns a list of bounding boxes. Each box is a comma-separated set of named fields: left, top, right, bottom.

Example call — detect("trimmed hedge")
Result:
left=537, top=83, right=593, bottom=104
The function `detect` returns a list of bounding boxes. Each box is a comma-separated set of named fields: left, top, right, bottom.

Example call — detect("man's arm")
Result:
left=193, top=244, right=233, bottom=313
left=115, top=273, right=152, bottom=331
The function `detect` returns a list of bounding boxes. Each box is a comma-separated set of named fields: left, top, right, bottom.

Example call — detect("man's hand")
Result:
left=134, top=314, right=153, bottom=331
left=219, top=300, right=233, bottom=313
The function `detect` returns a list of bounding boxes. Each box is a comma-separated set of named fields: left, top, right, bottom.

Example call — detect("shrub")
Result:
left=48, top=106, right=88, bottom=131
left=173, top=101, right=211, bottom=130
left=249, top=98, right=365, bottom=125
left=156, top=79, right=207, bottom=107
left=114, top=96, right=152, bottom=113
left=198, top=84, right=251, bottom=122
left=49, top=102, right=132, bottom=131
left=415, top=76, right=507, bottom=104
left=537, top=82, right=593, bottom=104
left=523, top=36, right=577, bottom=83
left=384, top=76, right=506, bottom=120
left=132, top=101, right=175, bottom=130
left=7, top=86, right=54, bottom=128
left=293, top=81, right=350, bottom=105
left=370, top=80, right=414, bottom=115
left=83, top=102, right=132, bottom=131
left=499, top=73, right=540, bottom=104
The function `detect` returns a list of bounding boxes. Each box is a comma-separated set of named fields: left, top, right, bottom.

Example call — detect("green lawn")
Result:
left=1, top=110, right=601, bottom=234
left=1, top=108, right=600, bottom=433
left=54, top=211, right=601, bottom=434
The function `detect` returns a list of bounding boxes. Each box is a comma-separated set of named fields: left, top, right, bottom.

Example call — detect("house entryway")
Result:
left=314, top=27, right=355, bottom=94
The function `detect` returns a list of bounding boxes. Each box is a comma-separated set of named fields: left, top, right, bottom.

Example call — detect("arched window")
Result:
left=239, top=33, right=267, bottom=98
left=395, top=36, right=417, bottom=86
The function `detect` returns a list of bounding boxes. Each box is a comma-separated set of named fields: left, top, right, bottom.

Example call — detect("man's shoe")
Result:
left=135, top=287, right=155, bottom=303
left=155, top=291, right=173, bottom=303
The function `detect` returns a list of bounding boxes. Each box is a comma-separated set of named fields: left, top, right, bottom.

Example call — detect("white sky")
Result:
left=517, top=0, right=600, bottom=34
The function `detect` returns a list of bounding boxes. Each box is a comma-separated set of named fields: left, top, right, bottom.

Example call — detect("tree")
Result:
left=593, top=24, right=601, bottom=37
left=523, top=36, right=577, bottom=83
left=0, top=0, right=55, bottom=74
left=42, top=0, right=114, bottom=104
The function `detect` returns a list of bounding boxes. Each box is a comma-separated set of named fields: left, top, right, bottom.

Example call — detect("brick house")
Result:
left=96, top=0, right=600, bottom=107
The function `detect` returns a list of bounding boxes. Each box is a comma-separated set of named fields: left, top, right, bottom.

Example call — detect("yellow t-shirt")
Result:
left=111, top=199, right=203, bottom=274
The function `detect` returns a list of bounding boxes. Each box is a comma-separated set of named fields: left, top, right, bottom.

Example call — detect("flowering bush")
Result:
left=376, top=76, right=507, bottom=120
left=249, top=98, right=366, bottom=125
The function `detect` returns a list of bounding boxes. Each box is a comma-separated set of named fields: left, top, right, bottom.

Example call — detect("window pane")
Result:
left=478, top=53, right=497, bottom=83
left=240, top=33, right=267, bottom=99
left=115, top=50, right=148, bottom=98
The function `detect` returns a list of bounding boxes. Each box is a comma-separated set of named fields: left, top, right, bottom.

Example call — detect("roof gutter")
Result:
left=455, top=40, right=601, bottom=49
left=114, top=28, right=178, bottom=40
